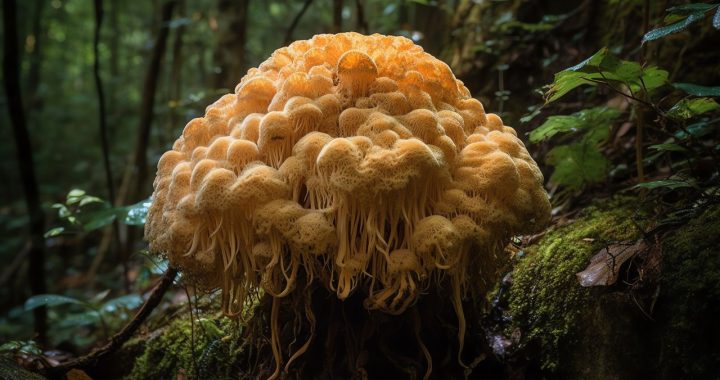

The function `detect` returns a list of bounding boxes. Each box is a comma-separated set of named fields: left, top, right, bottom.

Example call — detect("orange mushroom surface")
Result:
left=146, top=32, right=551, bottom=318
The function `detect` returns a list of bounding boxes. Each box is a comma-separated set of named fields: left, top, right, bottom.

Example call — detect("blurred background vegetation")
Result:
left=1, top=0, right=719, bottom=374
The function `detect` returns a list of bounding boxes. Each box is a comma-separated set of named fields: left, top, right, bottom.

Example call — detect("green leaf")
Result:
left=25, top=294, right=85, bottom=311
left=530, top=107, right=620, bottom=143
left=667, top=3, right=718, bottom=15
left=649, top=143, right=687, bottom=152
left=633, top=179, right=695, bottom=190
left=44, top=227, right=65, bottom=238
left=642, top=12, right=704, bottom=44
left=545, top=141, right=609, bottom=190
left=121, top=198, right=152, bottom=226
left=80, top=208, right=117, bottom=232
left=674, top=82, right=720, bottom=97
left=545, top=48, right=667, bottom=102
left=667, top=98, right=720, bottom=120
left=56, top=311, right=101, bottom=329
left=67, top=189, right=86, bottom=198
left=101, top=294, right=143, bottom=314
left=674, top=121, right=714, bottom=139
left=78, top=196, right=104, bottom=207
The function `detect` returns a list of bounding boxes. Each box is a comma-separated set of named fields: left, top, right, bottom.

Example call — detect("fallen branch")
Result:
left=41, top=267, right=178, bottom=378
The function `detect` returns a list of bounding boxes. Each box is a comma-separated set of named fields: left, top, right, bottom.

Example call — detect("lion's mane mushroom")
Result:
left=146, top=32, right=550, bottom=376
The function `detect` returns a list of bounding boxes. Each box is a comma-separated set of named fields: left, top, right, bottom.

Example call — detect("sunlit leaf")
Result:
left=667, top=98, right=720, bottom=120
left=674, top=82, right=720, bottom=97
left=78, top=196, right=104, bottom=207
left=649, top=143, right=687, bottom=152
left=714, top=6, right=720, bottom=29
left=25, top=294, right=85, bottom=311
left=633, top=178, right=696, bottom=190
left=545, top=48, right=667, bottom=102
left=642, top=12, right=704, bottom=44
left=101, top=294, right=143, bottom=314
left=122, top=198, right=152, bottom=226
left=44, top=226, right=65, bottom=238
left=530, top=107, right=620, bottom=143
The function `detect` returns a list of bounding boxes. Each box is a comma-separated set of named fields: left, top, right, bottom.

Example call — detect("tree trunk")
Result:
left=2, top=0, right=47, bottom=344
left=131, top=0, right=177, bottom=202
left=213, top=0, right=250, bottom=91
left=332, top=0, right=342, bottom=33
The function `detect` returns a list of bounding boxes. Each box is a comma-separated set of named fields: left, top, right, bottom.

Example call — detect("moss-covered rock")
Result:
left=656, top=204, right=720, bottom=378
left=507, top=197, right=643, bottom=372
left=126, top=311, right=241, bottom=380
left=506, top=197, right=720, bottom=379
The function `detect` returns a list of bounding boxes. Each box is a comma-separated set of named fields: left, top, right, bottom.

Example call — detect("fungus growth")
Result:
left=146, top=32, right=550, bottom=377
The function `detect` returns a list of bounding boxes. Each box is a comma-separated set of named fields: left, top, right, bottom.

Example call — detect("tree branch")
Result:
left=284, top=0, right=314, bottom=45
left=42, top=267, right=178, bottom=378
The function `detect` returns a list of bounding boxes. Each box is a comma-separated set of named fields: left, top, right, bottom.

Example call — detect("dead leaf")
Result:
left=67, top=369, right=93, bottom=380
left=577, top=240, right=646, bottom=287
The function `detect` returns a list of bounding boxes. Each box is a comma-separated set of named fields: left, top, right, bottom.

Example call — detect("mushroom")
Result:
left=145, top=32, right=550, bottom=376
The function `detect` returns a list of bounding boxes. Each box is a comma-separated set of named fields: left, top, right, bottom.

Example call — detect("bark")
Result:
left=168, top=0, right=186, bottom=139
left=332, top=0, right=342, bottom=33
left=131, top=0, right=177, bottom=202
left=213, top=0, right=250, bottom=91
left=2, top=0, right=47, bottom=344
left=354, top=0, right=368, bottom=34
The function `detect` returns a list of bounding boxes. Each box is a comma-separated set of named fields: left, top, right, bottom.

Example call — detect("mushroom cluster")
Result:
left=146, top=33, right=550, bottom=320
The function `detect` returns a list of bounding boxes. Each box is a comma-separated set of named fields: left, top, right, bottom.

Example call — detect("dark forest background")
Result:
left=1, top=0, right=719, bottom=377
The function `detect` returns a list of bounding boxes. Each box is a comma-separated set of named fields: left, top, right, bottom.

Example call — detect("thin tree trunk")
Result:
left=25, top=0, right=44, bottom=110
left=354, top=0, right=368, bottom=34
left=3, top=0, right=47, bottom=344
left=214, top=0, right=250, bottom=91
left=132, top=0, right=177, bottom=202
left=169, top=0, right=186, bottom=137
left=332, top=0, right=342, bottom=33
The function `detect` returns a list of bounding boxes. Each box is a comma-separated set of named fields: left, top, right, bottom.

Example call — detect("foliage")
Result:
left=544, top=47, right=667, bottom=103
left=44, top=189, right=150, bottom=238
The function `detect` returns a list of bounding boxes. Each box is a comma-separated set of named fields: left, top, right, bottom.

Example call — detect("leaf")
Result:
left=633, top=179, right=695, bottom=190
left=121, top=198, right=152, bottom=226
left=642, top=12, right=704, bottom=44
left=577, top=240, right=646, bottom=287
left=78, top=196, right=104, bottom=207
left=667, top=3, right=719, bottom=15
left=80, top=208, right=117, bottom=232
left=714, top=6, right=720, bottom=29
left=674, top=121, right=714, bottom=139
left=530, top=107, right=620, bottom=143
left=56, top=311, right=101, bottom=329
left=101, top=294, right=143, bottom=314
left=545, top=141, right=609, bottom=190
left=44, top=226, right=65, bottom=238
left=66, top=189, right=86, bottom=201
left=674, top=82, right=720, bottom=97
left=25, top=294, right=85, bottom=311
left=666, top=98, right=720, bottom=120
left=545, top=48, right=667, bottom=102
left=648, top=143, right=687, bottom=152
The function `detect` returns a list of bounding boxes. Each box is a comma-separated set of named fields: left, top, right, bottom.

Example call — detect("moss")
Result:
left=126, top=312, right=241, bottom=380
left=507, top=197, right=644, bottom=370
left=657, top=204, right=720, bottom=378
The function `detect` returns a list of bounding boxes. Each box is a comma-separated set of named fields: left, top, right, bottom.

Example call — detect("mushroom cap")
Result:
left=145, top=32, right=550, bottom=313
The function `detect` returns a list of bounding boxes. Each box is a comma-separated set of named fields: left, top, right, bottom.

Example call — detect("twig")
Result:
left=41, top=267, right=178, bottom=378
left=284, top=0, right=314, bottom=45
